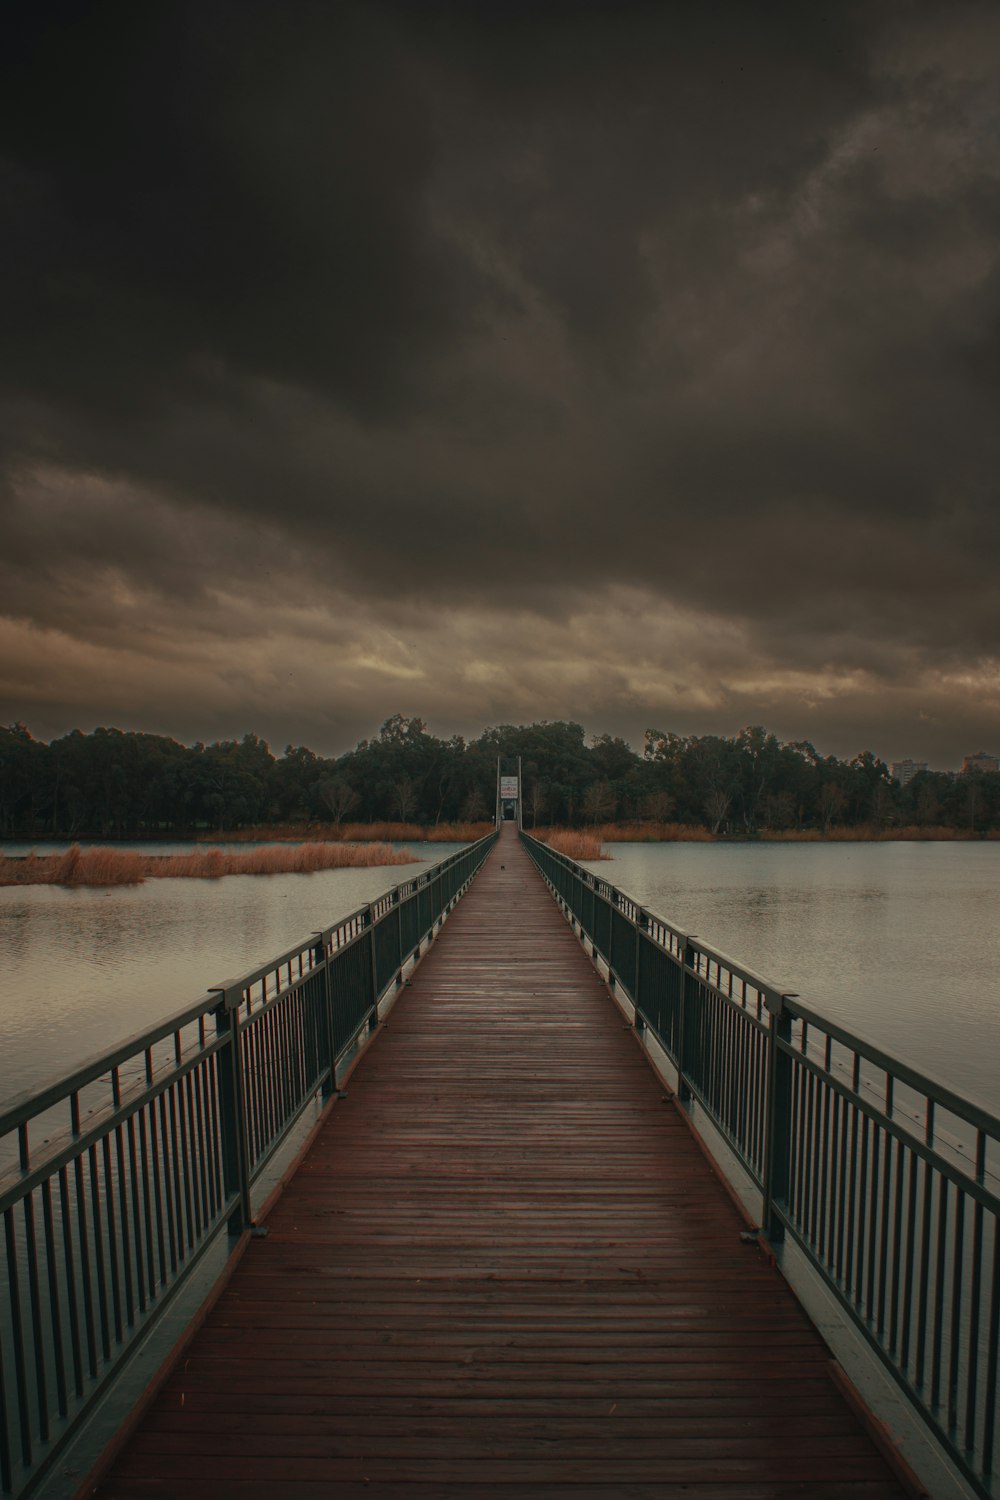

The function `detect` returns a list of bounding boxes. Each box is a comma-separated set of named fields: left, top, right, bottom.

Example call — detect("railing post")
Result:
left=590, top=872, right=599, bottom=960
left=762, top=992, right=795, bottom=1243
left=394, top=888, right=404, bottom=988
left=677, top=937, right=697, bottom=1104
left=212, top=988, right=253, bottom=1234
left=366, top=904, right=380, bottom=1031
left=634, top=910, right=649, bottom=1035
left=312, top=931, right=336, bottom=1097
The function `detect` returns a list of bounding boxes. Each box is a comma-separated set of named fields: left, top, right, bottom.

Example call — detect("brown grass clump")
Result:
left=423, top=821, right=495, bottom=842
left=759, top=824, right=980, bottom=842
left=336, top=822, right=425, bottom=843
left=533, top=829, right=610, bottom=860
left=595, top=821, right=715, bottom=843
left=0, top=842, right=419, bottom=888
left=196, top=821, right=423, bottom=844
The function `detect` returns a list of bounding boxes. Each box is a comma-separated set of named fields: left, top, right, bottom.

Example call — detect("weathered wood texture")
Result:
left=95, top=824, right=905, bottom=1497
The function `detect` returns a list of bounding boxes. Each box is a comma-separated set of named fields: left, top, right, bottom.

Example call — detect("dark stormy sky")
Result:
left=2, top=1, right=999, bottom=766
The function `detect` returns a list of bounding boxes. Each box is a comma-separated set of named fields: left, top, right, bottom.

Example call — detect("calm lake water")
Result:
left=584, top=841, right=1000, bottom=1115
left=0, top=842, right=467, bottom=1106
left=1, top=839, right=998, bottom=1118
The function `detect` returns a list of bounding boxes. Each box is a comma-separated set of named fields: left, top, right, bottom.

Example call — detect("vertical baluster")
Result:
left=174, top=1068, right=196, bottom=1251
left=190, top=1064, right=211, bottom=1232
left=815, top=1044, right=833, bottom=1266
left=964, top=1132, right=986, bottom=1455
left=948, top=1191, right=965, bottom=1434
left=811, top=1068, right=824, bottom=1251
left=888, top=1137, right=906, bottom=1356
left=167, top=1084, right=191, bottom=1256
left=194, top=1056, right=218, bottom=1218
left=280, top=989, right=296, bottom=1122
left=183, top=1072, right=204, bottom=1242
left=264, top=996, right=280, bottom=1140
left=111, top=1120, right=135, bottom=1331
left=826, top=1088, right=841, bottom=1273
left=58, top=1166, right=84, bottom=1396
left=856, top=1114, right=870, bottom=1312
left=676, top=938, right=695, bottom=1104
left=900, top=1148, right=919, bottom=1372
left=799, top=1045, right=814, bottom=1227
left=915, top=1157, right=934, bottom=1389
left=211, top=1050, right=227, bottom=1212
left=817, top=1051, right=832, bottom=1255
left=835, top=1092, right=850, bottom=1286
left=88, top=1146, right=111, bottom=1362
left=865, top=1122, right=882, bottom=1324
left=41, top=1179, right=68, bottom=1419
left=875, top=1123, right=893, bottom=1336
left=845, top=1055, right=861, bottom=1298
left=135, top=1104, right=155, bottom=1302
left=244, top=1012, right=263, bottom=1169
left=762, top=995, right=793, bottom=1243
left=260, top=1006, right=277, bottom=1154
left=5, top=1205, right=33, bottom=1465
left=213, top=993, right=253, bottom=1234
left=99, top=1136, right=123, bottom=1344
left=982, top=1221, right=1000, bottom=1476
left=160, top=1090, right=180, bottom=1275
left=22, top=1190, right=50, bottom=1440
left=288, top=986, right=303, bottom=1113
left=930, top=1176, right=949, bottom=1409
left=0, top=1328, right=12, bottom=1493
left=74, top=1151, right=99, bottom=1373
left=267, top=994, right=281, bottom=1138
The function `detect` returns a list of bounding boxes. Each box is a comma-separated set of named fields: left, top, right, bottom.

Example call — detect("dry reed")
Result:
left=533, top=829, right=610, bottom=860
left=423, top=821, right=494, bottom=842
left=0, top=841, right=419, bottom=888
left=758, top=824, right=980, bottom=842
left=198, top=820, right=494, bottom=845
left=595, top=821, right=715, bottom=843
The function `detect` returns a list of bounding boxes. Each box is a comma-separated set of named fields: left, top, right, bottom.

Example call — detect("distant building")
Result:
left=963, top=751, right=1000, bottom=774
left=890, top=759, right=928, bottom=787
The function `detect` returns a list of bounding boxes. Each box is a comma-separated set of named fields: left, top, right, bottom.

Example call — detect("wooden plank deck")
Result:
left=93, top=824, right=907, bottom=1498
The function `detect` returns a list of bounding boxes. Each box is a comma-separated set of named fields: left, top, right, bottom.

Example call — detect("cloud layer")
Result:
left=3, top=1, right=999, bottom=763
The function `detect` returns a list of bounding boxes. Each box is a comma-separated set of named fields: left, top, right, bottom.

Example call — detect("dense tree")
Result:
left=0, top=717, right=995, bottom=839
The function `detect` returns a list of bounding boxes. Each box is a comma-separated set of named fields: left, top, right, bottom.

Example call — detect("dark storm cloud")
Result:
left=2, top=0, right=1000, bottom=760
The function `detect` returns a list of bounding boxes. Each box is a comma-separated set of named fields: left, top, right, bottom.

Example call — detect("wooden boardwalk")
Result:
left=94, top=824, right=907, bottom=1498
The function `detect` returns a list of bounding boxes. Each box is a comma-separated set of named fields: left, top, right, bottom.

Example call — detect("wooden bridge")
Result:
left=83, top=826, right=910, bottom=1497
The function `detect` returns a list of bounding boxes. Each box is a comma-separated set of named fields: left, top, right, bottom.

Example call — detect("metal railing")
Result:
left=521, top=830, right=1000, bottom=1500
left=0, top=831, right=496, bottom=1498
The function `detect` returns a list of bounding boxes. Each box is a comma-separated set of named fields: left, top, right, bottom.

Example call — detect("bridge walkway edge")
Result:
left=89, top=822, right=908, bottom=1497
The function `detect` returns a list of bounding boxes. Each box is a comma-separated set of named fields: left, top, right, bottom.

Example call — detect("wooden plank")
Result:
left=94, top=825, right=907, bottom=1497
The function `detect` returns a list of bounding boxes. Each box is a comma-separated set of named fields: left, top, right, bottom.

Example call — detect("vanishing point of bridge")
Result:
left=3, top=816, right=999, bottom=1497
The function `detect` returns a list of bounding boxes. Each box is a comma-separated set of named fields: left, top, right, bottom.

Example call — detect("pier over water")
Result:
left=88, top=825, right=903, bottom=1497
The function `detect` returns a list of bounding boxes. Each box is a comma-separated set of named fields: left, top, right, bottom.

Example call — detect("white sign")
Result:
left=500, top=776, right=519, bottom=800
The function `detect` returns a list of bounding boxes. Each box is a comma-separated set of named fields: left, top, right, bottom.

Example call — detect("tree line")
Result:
left=1, top=716, right=997, bottom=839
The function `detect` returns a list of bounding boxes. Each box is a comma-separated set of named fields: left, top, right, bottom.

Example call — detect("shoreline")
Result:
left=536, top=821, right=995, bottom=845
left=3, top=820, right=996, bottom=861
